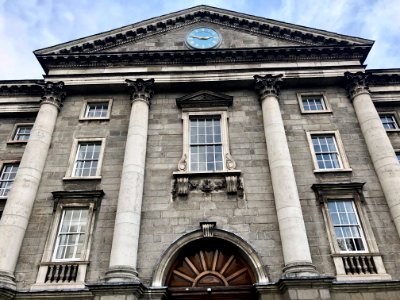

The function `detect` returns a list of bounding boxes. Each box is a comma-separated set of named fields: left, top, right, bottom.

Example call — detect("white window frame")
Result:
left=325, top=199, right=368, bottom=253
left=181, top=109, right=232, bottom=173
left=313, top=184, right=391, bottom=281
left=79, top=99, right=112, bottom=120
left=379, top=112, right=399, bottom=131
left=297, top=92, right=331, bottom=114
left=64, top=138, right=106, bottom=180
left=34, top=193, right=100, bottom=288
left=52, top=208, right=90, bottom=262
left=0, top=161, right=19, bottom=199
left=8, top=123, right=34, bottom=143
left=307, top=130, right=351, bottom=173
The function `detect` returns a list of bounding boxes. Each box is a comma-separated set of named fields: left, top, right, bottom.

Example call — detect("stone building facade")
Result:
left=0, top=5, right=400, bottom=300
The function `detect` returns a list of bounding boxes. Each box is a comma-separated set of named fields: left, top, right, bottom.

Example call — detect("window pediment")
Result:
left=176, top=90, right=233, bottom=109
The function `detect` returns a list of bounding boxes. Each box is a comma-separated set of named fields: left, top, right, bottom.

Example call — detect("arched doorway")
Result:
left=165, top=239, right=257, bottom=300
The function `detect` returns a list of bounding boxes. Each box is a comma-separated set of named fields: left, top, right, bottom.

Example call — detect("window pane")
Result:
left=85, top=103, right=109, bottom=118
left=14, top=125, right=32, bottom=141
left=189, top=116, right=223, bottom=171
left=380, top=114, right=398, bottom=129
left=311, top=135, right=342, bottom=169
left=0, top=164, right=19, bottom=197
left=328, top=200, right=366, bottom=252
left=54, top=208, right=88, bottom=260
left=302, top=96, right=326, bottom=111
left=73, top=142, right=101, bottom=177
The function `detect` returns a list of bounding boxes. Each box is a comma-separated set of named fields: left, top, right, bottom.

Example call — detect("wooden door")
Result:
left=166, top=239, right=256, bottom=300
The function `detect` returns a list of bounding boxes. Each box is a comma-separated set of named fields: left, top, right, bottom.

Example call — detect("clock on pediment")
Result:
left=185, top=27, right=222, bottom=49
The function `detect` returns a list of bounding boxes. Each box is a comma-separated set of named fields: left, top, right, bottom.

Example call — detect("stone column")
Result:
left=106, top=78, right=154, bottom=282
left=346, top=71, right=400, bottom=237
left=254, top=74, right=317, bottom=277
left=0, top=82, right=65, bottom=288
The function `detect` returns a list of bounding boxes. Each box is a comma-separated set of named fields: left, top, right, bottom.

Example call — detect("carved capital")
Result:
left=254, top=74, right=283, bottom=99
left=126, top=78, right=155, bottom=105
left=37, top=81, right=66, bottom=109
left=345, top=71, right=370, bottom=100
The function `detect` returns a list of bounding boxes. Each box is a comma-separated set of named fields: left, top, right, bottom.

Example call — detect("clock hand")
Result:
left=190, top=35, right=214, bottom=40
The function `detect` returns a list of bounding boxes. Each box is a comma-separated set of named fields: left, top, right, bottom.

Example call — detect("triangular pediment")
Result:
left=35, top=5, right=373, bottom=56
left=176, top=90, right=233, bottom=108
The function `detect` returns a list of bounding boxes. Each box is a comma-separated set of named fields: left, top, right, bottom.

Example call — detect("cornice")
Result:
left=0, top=81, right=44, bottom=96
left=366, top=72, right=400, bottom=86
left=36, top=45, right=371, bottom=73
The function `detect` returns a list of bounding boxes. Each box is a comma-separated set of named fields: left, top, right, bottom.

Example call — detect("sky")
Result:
left=0, top=0, right=399, bottom=80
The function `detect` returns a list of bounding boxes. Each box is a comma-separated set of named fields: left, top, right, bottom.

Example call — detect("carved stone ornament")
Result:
left=37, top=81, right=66, bottom=109
left=344, top=71, right=370, bottom=100
left=177, top=154, right=187, bottom=172
left=175, top=177, right=189, bottom=196
left=126, top=78, right=155, bottom=105
left=225, top=153, right=236, bottom=170
left=172, top=174, right=244, bottom=198
left=200, top=221, right=216, bottom=238
left=254, top=74, right=283, bottom=99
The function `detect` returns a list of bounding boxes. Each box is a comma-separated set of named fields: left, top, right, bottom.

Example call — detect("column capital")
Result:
left=254, top=74, right=283, bottom=99
left=126, top=78, right=155, bottom=105
left=344, top=71, right=370, bottom=100
left=37, top=81, right=66, bottom=109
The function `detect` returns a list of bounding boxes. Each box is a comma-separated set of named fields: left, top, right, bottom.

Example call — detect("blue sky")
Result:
left=0, top=0, right=399, bottom=80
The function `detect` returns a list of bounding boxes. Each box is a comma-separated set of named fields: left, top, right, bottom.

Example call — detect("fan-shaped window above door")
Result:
left=166, top=238, right=257, bottom=300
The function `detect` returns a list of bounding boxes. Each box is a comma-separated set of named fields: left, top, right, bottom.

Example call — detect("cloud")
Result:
left=0, top=0, right=398, bottom=79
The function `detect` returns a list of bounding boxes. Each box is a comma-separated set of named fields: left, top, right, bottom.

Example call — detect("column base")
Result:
left=0, top=270, right=16, bottom=290
left=282, top=262, right=319, bottom=278
left=105, top=266, right=140, bottom=283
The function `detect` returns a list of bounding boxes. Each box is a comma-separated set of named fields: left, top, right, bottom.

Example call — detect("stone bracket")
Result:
left=200, top=221, right=216, bottom=237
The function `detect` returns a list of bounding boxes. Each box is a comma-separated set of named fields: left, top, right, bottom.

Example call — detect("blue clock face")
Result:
left=185, top=28, right=221, bottom=49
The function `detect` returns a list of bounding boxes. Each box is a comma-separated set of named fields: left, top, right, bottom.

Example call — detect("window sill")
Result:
left=385, top=129, right=400, bottom=133
left=313, top=168, right=352, bottom=174
left=63, top=176, right=102, bottom=181
left=172, top=170, right=243, bottom=198
left=300, top=110, right=332, bottom=114
left=6, top=140, right=28, bottom=145
left=79, top=117, right=110, bottom=121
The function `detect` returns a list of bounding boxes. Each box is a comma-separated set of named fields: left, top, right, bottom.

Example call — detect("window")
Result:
left=312, top=183, right=391, bottom=280
left=380, top=114, right=398, bottom=130
left=14, top=125, right=32, bottom=141
left=64, top=138, right=106, bottom=179
left=396, top=151, right=400, bottom=162
left=173, top=90, right=242, bottom=197
left=297, top=93, right=331, bottom=113
left=53, top=208, right=88, bottom=261
left=189, top=116, right=223, bottom=171
left=0, top=163, right=18, bottom=198
left=72, top=142, right=101, bottom=177
left=8, top=123, right=33, bottom=143
left=33, top=190, right=104, bottom=288
left=80, top=99, right=112, bottom=120
left=307, top=131, right=351, bottom=172
left=327, top=200, right=366, bottom=252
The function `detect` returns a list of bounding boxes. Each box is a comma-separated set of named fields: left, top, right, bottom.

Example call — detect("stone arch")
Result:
left=151, top=229, right=269, bottom=288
